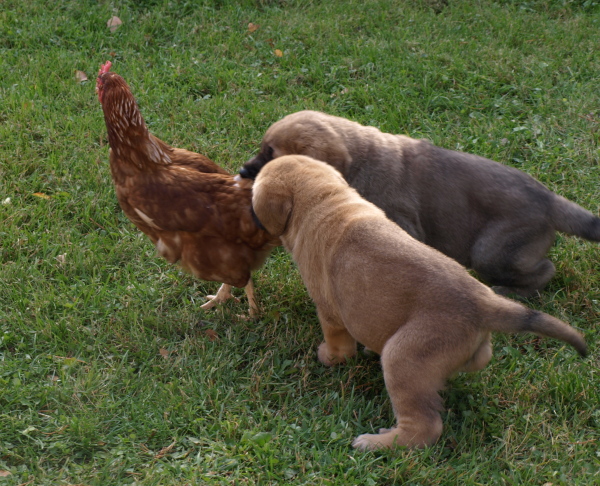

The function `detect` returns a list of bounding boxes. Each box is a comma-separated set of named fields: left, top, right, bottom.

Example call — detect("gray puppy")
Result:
left=240, top=110, right=600, bottom=296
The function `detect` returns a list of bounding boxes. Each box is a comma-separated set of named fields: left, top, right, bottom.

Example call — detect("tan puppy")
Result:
left=252, top=155, right=587, bottom=451
left=241, top=110, right=600, bottom=297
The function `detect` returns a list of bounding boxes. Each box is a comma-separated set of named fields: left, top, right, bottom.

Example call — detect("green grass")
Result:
left=1, top=0, right=599, bottom=484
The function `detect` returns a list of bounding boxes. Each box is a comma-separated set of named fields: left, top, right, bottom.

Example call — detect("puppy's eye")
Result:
left=266, top=146, right=274, bottom=161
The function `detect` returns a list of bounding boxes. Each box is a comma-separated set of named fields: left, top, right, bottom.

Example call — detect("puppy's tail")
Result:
left=486, top=298, right=587, bottom=357
left=551, top=194, right=600, bottom=241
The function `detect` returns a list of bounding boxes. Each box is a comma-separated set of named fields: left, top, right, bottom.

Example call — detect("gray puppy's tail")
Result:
left=486, top=298, right=587, bottom=357
left=552, top=195, right=600, bottom=241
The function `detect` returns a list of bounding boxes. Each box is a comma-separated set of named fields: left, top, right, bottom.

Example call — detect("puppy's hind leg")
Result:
left=315, top=305, right=357, bottom=366
left=352, top=326, right=446, bottom=451
left=471, top=224, right=556, bottom=297
left=459, top=332, right=492, bottom=373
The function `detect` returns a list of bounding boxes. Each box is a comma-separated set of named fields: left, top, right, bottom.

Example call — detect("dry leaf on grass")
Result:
left=0, top=471, right=11, bottom=477
left=107, top=16, right=122, bottom=32
left=33, top=192, right=51, bottom=199
left=75, top=70, right=88, bottom=83
left=204, top=329, right=219, bottom=341
left=248, top=22, right=259, bottom=33
left=155, top=440, right=177, bottom=459
left=274, top=49, right=283, bottom=57
left=159, top=348, right=169, bottom=359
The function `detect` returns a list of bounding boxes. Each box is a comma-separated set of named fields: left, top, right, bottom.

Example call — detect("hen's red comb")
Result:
left=98, top=61, right=112, bottom=76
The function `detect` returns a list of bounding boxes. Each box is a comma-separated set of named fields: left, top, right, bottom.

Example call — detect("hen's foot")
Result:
left=200, top=284, right=239, bottom=311
left=200, top=281, right=260, bottom=319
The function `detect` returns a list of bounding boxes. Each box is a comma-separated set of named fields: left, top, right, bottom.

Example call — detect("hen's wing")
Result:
left=117, top=171, right=241, bottom=232
left=158, top=139, right=230, bottom=175
left=114, top=152, right=269, bottom=247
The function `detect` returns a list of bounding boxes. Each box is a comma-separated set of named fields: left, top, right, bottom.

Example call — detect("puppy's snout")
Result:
left=240, top=159, right=260, bottom=179
left=240, top=167, right=256, bottom=179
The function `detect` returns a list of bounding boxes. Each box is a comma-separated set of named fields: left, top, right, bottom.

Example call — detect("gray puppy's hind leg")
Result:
left=491, top=259, right=555, bottom=298
left=471, top=224, right=556, bottom=297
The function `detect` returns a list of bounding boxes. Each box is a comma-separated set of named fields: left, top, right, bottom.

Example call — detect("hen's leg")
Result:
left=200, top=283, right=239, bottom=311
left=244, top=278, right=259, bottom=318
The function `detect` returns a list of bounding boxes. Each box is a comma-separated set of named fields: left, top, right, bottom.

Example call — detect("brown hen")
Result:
left=96, top=61, right=278, bottom=317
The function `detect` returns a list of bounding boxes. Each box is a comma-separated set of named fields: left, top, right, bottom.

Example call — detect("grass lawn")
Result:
left=1, top=0, right=599, bottom=484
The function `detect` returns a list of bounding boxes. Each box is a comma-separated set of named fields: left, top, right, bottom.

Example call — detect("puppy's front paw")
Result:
left=352, top=428, right=409, bottom=451
left=317, top=342, right=347, bottom=366
left=352, top=433, right=389, bottom=451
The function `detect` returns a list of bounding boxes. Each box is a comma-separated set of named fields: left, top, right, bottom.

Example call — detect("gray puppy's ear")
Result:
left=252, top=179, right=292, bottom=237
left=306, top=131, right=352, bottom=174
left=279, top=127, right=350, bottom=172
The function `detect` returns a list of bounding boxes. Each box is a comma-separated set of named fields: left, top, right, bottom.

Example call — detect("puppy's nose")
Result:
left=239, top=165, right=257, bottom=179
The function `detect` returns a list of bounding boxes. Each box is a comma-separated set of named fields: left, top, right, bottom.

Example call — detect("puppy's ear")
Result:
left=309, top=134, right=352, bottom=174
left=291, top=126, right=352, bottom=175
left=252, top=181, right=293, bottom=237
